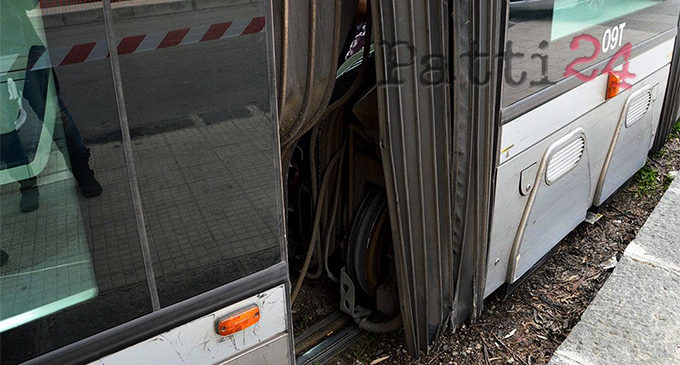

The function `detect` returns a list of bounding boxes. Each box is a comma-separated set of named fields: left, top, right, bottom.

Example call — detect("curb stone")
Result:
left=549, top=177, right=680, bottom=365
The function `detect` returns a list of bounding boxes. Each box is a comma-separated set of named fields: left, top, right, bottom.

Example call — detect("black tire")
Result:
left=346, top=187, right=390, bottom=297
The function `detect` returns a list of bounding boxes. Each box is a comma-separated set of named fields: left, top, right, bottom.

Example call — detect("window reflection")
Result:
left=1, top=1, right=152, bottom=362
left=1, top=0, right=100, bottom=331
left=504, top=0, right=680, bottom=107
left=113, top=0, right=281, bottom=307
left=550, top=0, right=659, bottom=40
left=2, top=0, right=282, bottom=362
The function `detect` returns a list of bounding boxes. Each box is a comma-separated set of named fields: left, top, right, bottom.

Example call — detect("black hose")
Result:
left=358, top=313, right=402, bottom=333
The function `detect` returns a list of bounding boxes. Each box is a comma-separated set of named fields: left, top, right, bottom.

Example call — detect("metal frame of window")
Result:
left=103, top=0, right=161, bottom=312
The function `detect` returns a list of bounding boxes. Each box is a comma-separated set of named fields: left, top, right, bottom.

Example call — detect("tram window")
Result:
left=1, top=1, right=153, bottom=363
left=503, top=0, right=680, bottom=107
left=112, top=2, right=281, bottom=306
left=2, top=0, right=282, bottom=362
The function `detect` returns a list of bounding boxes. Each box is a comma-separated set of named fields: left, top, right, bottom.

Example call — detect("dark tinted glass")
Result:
left=1, top=1, right=152, bottom=363
left=503, top=0, right=680, bottom=107
left=112, top=2, right=281, bottom=306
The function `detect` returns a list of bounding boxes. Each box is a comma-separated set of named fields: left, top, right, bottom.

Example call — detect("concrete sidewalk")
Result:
left=550, top=176, right=680, bottom=365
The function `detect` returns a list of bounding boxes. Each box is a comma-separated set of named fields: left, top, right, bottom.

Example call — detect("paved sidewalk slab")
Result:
left=550, top=177, right=680, bottom=365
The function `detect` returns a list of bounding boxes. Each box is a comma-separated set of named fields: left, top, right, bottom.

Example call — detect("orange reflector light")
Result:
left=216, top=304, right=260, bottom=336
left=606, top=71, right=622, bottom=100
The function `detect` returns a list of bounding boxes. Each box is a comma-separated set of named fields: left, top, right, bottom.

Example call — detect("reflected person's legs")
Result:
left=57, top=97, right=102, bottom=198
left=14, top=45, right=52, bottom=211
left=23, top=46, right=49, bottom=144
left=0, top=131, right=39, bottom=213
left=22, top=46, right=102, bottom=198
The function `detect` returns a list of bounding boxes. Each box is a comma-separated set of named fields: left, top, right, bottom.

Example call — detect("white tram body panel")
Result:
left=485, top=38, right=675, bottom=295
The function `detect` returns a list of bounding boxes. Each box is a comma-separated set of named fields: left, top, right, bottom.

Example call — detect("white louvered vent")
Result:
left=625, top=89, right=652, bottom=127
left=545, top=135, right=585, bottom=185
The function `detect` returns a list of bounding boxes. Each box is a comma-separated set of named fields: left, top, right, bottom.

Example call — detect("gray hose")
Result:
left=323, top=141, right=345, bottom=282
left=291, top=140, right=348, bottom=304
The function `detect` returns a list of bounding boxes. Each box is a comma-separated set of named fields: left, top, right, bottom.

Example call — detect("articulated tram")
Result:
left=1, top=0, right=679, bottom=363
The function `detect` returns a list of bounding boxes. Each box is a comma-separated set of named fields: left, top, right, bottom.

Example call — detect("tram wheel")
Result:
left=346, top=187, right=393, bottom=297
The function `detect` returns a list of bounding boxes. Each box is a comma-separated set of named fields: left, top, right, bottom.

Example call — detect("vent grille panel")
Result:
left=626, top=90, right=652, bottom=127
left=546, top=136, right=585, bottom=185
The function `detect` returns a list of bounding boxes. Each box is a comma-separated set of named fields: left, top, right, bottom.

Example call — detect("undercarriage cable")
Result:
left=292, top=139, right=348, bottom=304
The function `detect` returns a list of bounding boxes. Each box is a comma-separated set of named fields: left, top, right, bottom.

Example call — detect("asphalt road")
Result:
left=42, top=2, right=271, bottom=143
